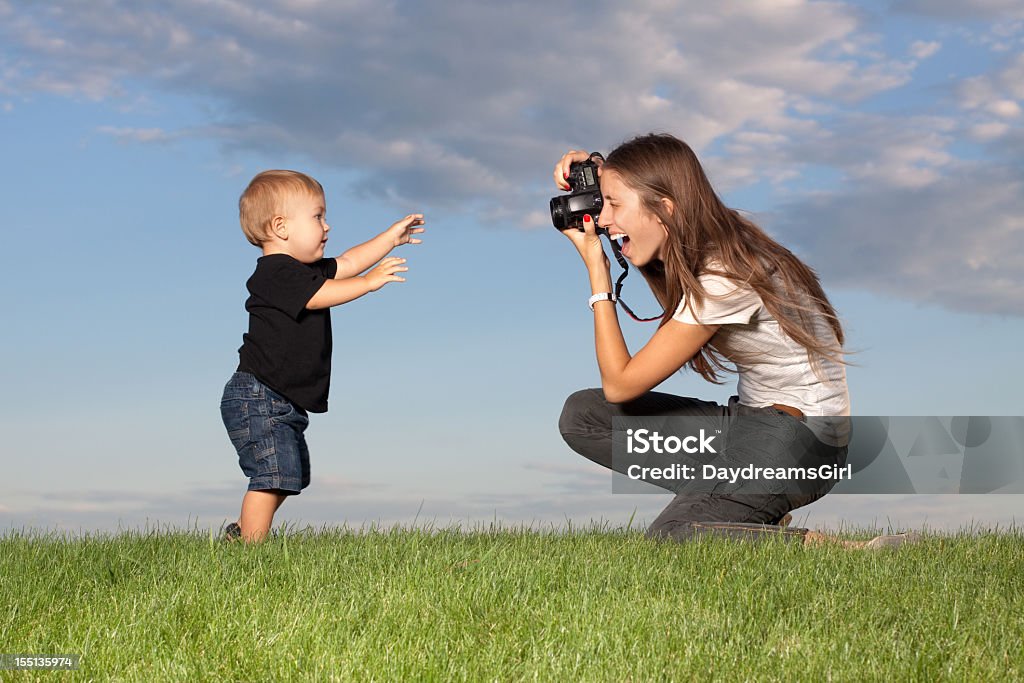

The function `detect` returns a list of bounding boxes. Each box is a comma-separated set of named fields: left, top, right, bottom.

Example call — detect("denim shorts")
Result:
left=220, top=372, right=310, bottom=494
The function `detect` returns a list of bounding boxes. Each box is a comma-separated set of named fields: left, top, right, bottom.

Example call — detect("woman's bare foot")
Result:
left=863, top=531, right=922, bottom=549
left=803, top=530, right=922, bottom=549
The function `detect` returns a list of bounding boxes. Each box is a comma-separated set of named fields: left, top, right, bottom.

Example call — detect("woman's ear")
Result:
left=656, top=196, right=675, bottom=234
left=660, top=196, right=675, bottom=217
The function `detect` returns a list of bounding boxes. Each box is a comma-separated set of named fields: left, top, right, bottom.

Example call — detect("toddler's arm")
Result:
left=306, top=257, right=408, bottom=310
left=334, top=214, right=425, bottom=279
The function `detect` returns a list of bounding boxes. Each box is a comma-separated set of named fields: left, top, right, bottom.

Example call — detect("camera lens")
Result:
left=550, top=197, right=567, bottom=230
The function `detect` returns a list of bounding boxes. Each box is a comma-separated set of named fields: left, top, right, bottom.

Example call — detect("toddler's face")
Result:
left=281, top=191, right=330, bottom=263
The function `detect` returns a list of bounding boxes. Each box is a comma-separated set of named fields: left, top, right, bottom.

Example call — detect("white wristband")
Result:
left=588, top=292, right=616, bottom=311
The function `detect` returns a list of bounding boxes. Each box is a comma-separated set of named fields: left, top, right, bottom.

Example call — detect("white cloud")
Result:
left=6, top=482, right=1023, bottom=535
left=1000, top=52, right=1024, bottom=98
left=716, top=112, right=957, bottom=194
left=97, top=125, right=176, bottom=144
left=894, top=0, right=1024, bottom=20
left=910, top=40, right=942, bottom=59
left=971, top=121, right=1012, bottom=140
left=773, top=162, right=1024, bottom=315
left=2, top=471, right=669, bottom=534
left=1, top=1, right=1021, bottom=316
left=957, top=53, right=1024, bottom=112
left=0, top=1, right=911, bottom=209
left=987, top=99, right=1022, bottom=117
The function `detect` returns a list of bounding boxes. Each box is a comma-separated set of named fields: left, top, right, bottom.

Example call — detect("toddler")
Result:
left=221, top=170, right=424, bottom=542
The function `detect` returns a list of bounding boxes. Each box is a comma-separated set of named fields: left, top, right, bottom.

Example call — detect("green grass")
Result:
left=2, top=525, right=1022, bottom=682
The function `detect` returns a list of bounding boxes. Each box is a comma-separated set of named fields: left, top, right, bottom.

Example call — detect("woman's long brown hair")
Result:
left=603, top=133, right=845, bottom=383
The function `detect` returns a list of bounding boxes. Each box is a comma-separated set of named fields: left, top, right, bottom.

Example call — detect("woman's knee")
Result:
left=558, top=388, right=608, bottom=436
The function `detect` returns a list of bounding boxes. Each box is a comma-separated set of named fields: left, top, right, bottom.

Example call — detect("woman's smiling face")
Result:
left=596, top=169, right=670, bottom=267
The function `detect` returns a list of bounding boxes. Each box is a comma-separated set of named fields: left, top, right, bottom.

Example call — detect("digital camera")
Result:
left=550, top=159, right=605, bottom=232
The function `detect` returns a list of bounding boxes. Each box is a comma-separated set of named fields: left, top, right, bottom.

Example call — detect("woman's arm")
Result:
left=554, top=150, right=717, bottom=403
left=584, top=239, right=717, bottom=401
left=592, top=297, right=718, bottom=403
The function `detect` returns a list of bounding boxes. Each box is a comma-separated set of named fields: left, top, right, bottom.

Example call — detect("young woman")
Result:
left=554, top=133, right=912, bottom=548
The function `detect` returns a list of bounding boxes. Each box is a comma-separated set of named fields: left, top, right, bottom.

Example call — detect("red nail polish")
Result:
left=583, top=214, right=590, bottom=222
left=563, top=171, right=569, bottom=179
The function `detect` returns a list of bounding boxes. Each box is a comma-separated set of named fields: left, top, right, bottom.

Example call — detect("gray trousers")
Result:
left=558, top=389, right=848, bottom=542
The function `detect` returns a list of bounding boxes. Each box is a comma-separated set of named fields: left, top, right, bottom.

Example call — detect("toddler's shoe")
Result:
left=223, top=522, right=241, bottom=542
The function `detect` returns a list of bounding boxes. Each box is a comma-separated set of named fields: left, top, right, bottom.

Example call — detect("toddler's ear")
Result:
left=270, top=215, right=288, bottom=240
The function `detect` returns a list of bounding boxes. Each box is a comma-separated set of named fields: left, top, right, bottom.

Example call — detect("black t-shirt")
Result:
left=237, top=254, right=338, bottom=413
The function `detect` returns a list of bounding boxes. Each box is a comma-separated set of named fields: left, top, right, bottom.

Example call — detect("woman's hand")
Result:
left=552, top=149, right=608, bottom=271
left=552, top=149, right=596, bottom=190
left=562, top=213, right=609, bottom=271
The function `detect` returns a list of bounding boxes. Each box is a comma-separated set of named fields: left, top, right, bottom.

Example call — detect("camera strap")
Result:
left=572, top=150, right=660, bottom=322
left=606, top=236, right=663, bottom=323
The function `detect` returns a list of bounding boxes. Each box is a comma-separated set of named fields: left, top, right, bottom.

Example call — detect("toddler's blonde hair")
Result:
left=239, top=170, right=324, bottom=246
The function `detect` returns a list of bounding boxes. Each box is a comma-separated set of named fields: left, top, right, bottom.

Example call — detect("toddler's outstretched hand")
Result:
left=387, top=214, right=426, bottom=247
left=363, top=257, right=408, bottom=291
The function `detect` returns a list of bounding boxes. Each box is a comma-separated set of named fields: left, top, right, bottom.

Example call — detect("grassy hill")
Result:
left=2, top=526, right=1021, bottom=681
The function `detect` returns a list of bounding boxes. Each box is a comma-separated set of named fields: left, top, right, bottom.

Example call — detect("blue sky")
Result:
left=1, top=0, right=1022, bottom=533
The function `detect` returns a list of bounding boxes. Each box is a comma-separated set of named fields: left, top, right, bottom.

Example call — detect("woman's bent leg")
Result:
left=558, top=388, right=841, bottom=542
left=558, top=388, right=727, bottom=474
